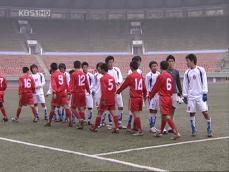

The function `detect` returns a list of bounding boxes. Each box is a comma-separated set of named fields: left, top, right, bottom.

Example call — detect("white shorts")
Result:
left=33, top=94, right=46, bottom=104
left=86, top=94, right=93, bottom=109
left=187, top=97, right=208, bottom=113
left=115, top=93, right=124, bottom=108
left=172, top=93, right=177, bottom=108
left=148, top=96, right=159, bottom=110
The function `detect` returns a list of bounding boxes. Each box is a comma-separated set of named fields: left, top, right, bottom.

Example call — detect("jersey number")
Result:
left=78, top=75, right=86, bottom=86
left=58, top=75, right=64, bottom=85
left=0, top=78, right=3, bottom=88
left=24, top=79, right=31, bottom=88
left=135, top=78, right=143, bottom=90
left=166, top=78, right=172, bottom=91
left=108, top=79, right=114, bottom=91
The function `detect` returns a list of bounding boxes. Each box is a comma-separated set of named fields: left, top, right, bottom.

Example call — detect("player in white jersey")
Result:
left=30, top=64, right=47, bottom=120
left=126, top=56, right=143, bottom=130
left=183, top=54, right=213, bottom=137
left=105, top=56, right=125, bottom=129
left=145, top=61, right=160, bottom=133
left=82, top=62, right=94, bottom=125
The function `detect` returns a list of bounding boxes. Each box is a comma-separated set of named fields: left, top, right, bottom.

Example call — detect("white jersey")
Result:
left=108, top=67, right=123, bottom=86
left=183, top=66, right=208, bottom=100
left=128, top=68, right=142, bottom=75
left=64, top=71, right=71, bottom=86
left=31, top=73, right=45, bottom=95
left=93, top=72, right=103, bottom=97
left=85, top=72, right=95, bottom=95
left=145, top=71, right=160, bottom=92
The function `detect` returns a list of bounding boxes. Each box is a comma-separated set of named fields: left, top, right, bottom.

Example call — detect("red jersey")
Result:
left=149, top=71, right=174, bottom=98
left=51, top=71, right=69, bottom=94
left=18, top=74, right=35, bottom=95
left=0, top=75, right=7, bottom=92
left=100, top=73, right=116, bottom=105
left=117, top=72, right=147, bottom=98
left=70, top=70, right=90, bottom=94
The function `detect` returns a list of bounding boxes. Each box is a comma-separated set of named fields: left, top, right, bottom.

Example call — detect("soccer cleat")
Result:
left=2, top=117, right=8, bottom=122
left=112, top=128, right=119, bottom=134
left=77, top=121, right=84, bottom=129
left=150, top=127, right=159, bottom=133
left=90, top=126, right=98, bottom=132
left=11, top=117, right=18, bottom=122
left=171, top=133, right=181, bottom=140
left=119, top=125, right=127, bottom=129
left=168, top=129, right=174, bottom=133
left=68, top=122, right=73, bottom=128
left=154, top=132, right=163, bottom=137
left=98, top=123, right=106, bottom=128
left=33, top=117, right=39, bottom=123
left=132, top=131, right=144, bottom=136
left=163, top=129, right=168, bottom=134
left=106, top=124, right=113, bottom=130
left=44, top=123, right=51, bottom=127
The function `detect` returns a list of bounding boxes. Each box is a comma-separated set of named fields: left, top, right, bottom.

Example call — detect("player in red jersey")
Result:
left=12, top=67, right=38, bottom=122
left=0, top=74, right=9, bottom=121
left=149, top=61, right=180, bottom=140
left=70, top=60, right=90, bottom=129
left=90, top=63, right=119, bottom=133
left=45, top=63, right=73, bottom=127
left=116, top=61, right=147, bottom=136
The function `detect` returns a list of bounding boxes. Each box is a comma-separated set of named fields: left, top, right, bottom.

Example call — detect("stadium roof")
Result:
left=0, top=0, right=228, bottom=9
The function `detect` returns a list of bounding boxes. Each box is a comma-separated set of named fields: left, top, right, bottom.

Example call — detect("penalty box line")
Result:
left=0, top=136, right=167, bottom=172
left=94, top=136, right=229, bottom=156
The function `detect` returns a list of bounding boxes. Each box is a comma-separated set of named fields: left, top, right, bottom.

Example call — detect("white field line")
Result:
left=0, top=137, right=167, bottom=172
left=94, top=136, right=229, bottom=156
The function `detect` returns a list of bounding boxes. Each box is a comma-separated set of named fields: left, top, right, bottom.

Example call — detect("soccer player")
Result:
left=183, top=54, right=213, bottom=137
left=82, top=62, right=94, bottom=125
left=90, top=63, right=119, bottom=133
left=149, top=61, right=180, bottom=140
left=44, top=63, right=72, bottom=127
left=12, top=67, right=38, bottom=122
left=145, top=61, right=160, bottom=133
left=105, top=56, right=124, bottom=129
left=166, top=55, right=183, bottom=133
left=126, top=56, right=143, bottom=129
left=30, top=64, right=47, bottom=120
left=70, top=61, right=90, bottom=129
left=117, top=61, right=147, bottom=136
left=0, top=73, right=9, bottom=121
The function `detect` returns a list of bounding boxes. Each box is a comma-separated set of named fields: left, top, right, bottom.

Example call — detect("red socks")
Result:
left=65, top=109, right=72, bottom=123
left=0, top=108, right=8, bottom=118
left=79, top=112, right=85, bottom=120
left=134, top=117, right=143, bottom=132
left=113, top=115, right=119, bottom=129
left=31, top=107, right=37, bottom=118
left=167, top=118, right=178, bottom=134
left=16, top=108, right=22, bottom=119
left=94, top=116, right=101, bottom=129
left=160, top=119, right=167, bottom=134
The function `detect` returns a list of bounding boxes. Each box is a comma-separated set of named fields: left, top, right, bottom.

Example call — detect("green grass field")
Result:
left=0, top=83, right=228, bottom=171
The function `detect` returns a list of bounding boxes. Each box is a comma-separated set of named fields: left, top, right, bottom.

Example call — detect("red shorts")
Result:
left=0, top=92, right=4, bottom=102
left=159, top=96, right=172, bottom=115
left=52, top=92, right=68, bottom=107
left=99, top=100, right=115, bottom=113
left=71, top=92, right=86, bottom=108
left=19, top=93, right=34, bottom=106
left=129, top=97, right=143, bottom=112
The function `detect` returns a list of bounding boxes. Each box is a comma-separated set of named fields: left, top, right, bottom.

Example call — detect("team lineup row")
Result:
left=0, top=54, right=213, bottom=139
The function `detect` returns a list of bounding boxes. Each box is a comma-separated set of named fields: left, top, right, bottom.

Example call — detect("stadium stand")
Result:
left=0, top=19, right=26, bottom=51
left=0, top=55, right=43, bottom=76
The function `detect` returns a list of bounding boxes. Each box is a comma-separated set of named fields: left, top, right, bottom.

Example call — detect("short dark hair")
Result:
left=149, top=61, right=158, bottom=68
left=50, top=63, right=58, bottom=71
left=69, top=69, right=75, bottom=75
left=105, top=56, right=114, bottom=64
left=160, top=61, right=169, bottom=70
left=130, top=61, right=139, bottom=70
left=74, top=60, right=81, bottom=69
left=166, top=55, right=175, bottom=62
left=22, top=67, right=29, bottom=73
left=186, top=54, right=197, bottom=65
left=81, top=61, right=89, bottom=67
left=58, top=63, right=66, bottom=70
left=30, top=64, right=38, bottom=72
left=96, top=62, right=103, bottom=70
left=132, top=56, right=142, bottom=62
left=100, top=63, right=108, bottom=72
